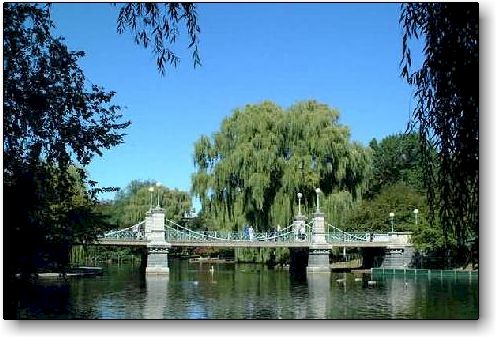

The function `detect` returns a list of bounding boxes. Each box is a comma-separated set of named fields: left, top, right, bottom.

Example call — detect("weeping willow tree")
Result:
left=192, top=100, right=372, bottom=232
left=400, top=3, right=478, bottom=265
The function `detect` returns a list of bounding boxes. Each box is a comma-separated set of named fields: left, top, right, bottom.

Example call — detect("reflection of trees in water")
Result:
left=411, top=276, right=477, bottom=319
left=164, top=262, right=295, bottom=319
left=288, top=272, right=333, bottom=319
left=158, top=264, right=477, bottom=319
left=227, top=264, right=292, bottom=319
left=387, top=276, right=417, bottom=318
left=16, top=281, right=74, bottom=319
left=368, top=275, right=476, bottom=319
left=289, top=270, right=309, bottom=319
left=17, top=262, right=478, bottom=319
left=332, top=274, right=417, bottom=319
left=67, top=265, right=146, bottom=319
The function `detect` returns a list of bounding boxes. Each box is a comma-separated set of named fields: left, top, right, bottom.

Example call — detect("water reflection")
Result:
left=387, top=275, right=417, bottom=319
left=306, top=273, right=331, bottom=319
left=144, top=275, right=169, bottom=319
left=14, top=261, right=478, bottom=319
left=288, top=270, right=308, bottom=319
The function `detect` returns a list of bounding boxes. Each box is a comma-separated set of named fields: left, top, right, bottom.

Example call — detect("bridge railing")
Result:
left=163, top=229, right=377, bottom=243
left=164, top=229, right=300, bottom=242
left=102, top=221, right=145, bottom=240
left=102, top=218, right=392, bottom=244
left=163, top=218, right=377, bottom=243
left=326, top=232, right=369, bottom=242
left=327, top=223, right=372, bottom=242
left=164, top=218, right=300, bottom=242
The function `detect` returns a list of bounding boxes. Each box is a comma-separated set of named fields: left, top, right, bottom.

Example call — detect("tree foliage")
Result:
left=192, top=100, right=372, bottom=231
left=367, top=133, right=423, bottom=197
left=102, top=180, right=192, bottom=228
left=344, top=182, right=426, bottom=233
left=115, top=2, right=201, bottom=75
left=345, top=133, right=448, bottom=256
left=400, top=3, right=478, bottom=256
left=4, top=4, right=130, bottom=176
left=3, top=3, right=130, bottom=277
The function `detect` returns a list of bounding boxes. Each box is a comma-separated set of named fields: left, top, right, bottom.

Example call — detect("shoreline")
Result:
left=17, top=266, right=104, bottom=279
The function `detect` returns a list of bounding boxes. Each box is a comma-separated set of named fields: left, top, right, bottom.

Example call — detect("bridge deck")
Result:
left=95, top=239, right=147, bottom=247
left=169, top=240, right=391, bottom=248
left=96, top=238, right=391, bottom=248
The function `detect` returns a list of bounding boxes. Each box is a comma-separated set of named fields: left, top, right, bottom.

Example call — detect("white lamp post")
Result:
left=148, top=186, right=154, bottom=209
left=413, top=208, right=419, bottom=226
left=315, top=188, right=321, bottom=213
left=389, top=212, right=395, bottom=232
left=297, top=192, right=303, bottom=216
left=156, top=182, right=161, bottom=207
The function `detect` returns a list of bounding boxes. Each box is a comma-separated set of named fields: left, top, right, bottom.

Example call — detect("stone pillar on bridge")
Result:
left=145, top=207, right=171, bottom=275
left=144, top=210, right=153, bottom=240
left=293, top=214, right=306, bottom=241
left=307, top=212, right=331, bottom=273
left=311, top=212, right=326, bottom=244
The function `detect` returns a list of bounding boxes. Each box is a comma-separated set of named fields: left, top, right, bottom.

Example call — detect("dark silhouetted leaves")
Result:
left=3, top=3, right=130, bottom=277
left=115, top=3, right=201, bottom=75
left=400, top=3, right=478, bottom=263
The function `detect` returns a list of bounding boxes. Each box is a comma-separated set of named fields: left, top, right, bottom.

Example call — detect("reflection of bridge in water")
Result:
left=97, top=206, right=414, bottom=275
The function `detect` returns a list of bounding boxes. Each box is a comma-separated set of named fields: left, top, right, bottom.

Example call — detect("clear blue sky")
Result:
left=51, top=3, right=417, bottom=204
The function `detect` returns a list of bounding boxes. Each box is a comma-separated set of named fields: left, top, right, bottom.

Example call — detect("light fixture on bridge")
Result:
left=156, top=182, right=161, bottom=208
left=389, top=212, right=395, bottom=233
left=315, top=188, right=321, bottom=213
left=148, top=186, right=154, bottom=210
left=297, top=192, right=303, bottom=216
left=413, top=209, right=419, bottom=226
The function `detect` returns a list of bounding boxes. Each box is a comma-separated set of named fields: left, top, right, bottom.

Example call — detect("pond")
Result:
left=15, top=259, right=478, bottom=319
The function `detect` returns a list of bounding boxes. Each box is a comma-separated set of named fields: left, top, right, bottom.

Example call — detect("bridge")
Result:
left=99, top=219, right=397, bottom=247
left=97, top=205, right=413, bottom=274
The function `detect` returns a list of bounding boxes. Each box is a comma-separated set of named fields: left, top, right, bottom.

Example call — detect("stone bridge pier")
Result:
left=290, top=210, right=331, bottom=273
left=144, top=207, right=171, bottom=274
left=306, top=212, right=330, bottom=273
